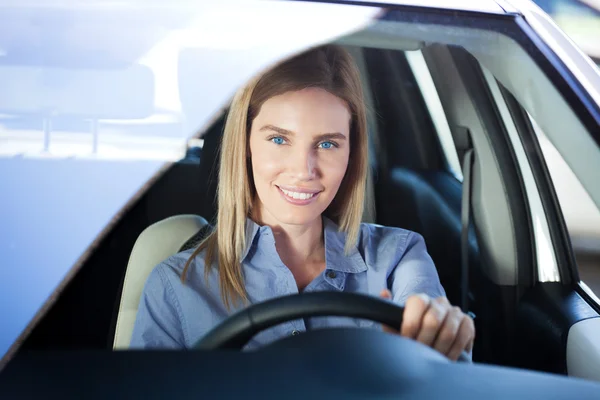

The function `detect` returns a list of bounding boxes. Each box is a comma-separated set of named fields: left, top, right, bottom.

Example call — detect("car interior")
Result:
left=12, top=6, right=600, bottom=385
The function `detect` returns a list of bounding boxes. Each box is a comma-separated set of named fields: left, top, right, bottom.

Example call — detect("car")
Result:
left=1, top=0, right=600, bottom=397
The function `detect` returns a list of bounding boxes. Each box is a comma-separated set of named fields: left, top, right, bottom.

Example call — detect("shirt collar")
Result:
left=242, top=218, right=262, bottom=261
left=242, top=216, right=367, bottom=274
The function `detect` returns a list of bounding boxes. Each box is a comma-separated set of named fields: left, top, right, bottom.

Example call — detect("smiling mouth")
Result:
left=275, top=185, right=323, bottom=202
left=279, top=188, right=318, bottom=200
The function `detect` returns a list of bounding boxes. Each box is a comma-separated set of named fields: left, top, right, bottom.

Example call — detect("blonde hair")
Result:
left=182, top=45, right=369, bottom=309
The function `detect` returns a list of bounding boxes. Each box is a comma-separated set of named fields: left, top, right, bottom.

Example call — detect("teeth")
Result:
left=281, top=188, right=316, bottom=200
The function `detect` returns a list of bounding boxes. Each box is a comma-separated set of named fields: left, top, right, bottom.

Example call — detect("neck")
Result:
left=271, top=218, right=325, bottom=266
left=251, top=209, right=327, bottom=287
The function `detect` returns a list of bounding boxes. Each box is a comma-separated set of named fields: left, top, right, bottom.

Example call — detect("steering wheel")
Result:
left=194, top=292, right=404, bottom=350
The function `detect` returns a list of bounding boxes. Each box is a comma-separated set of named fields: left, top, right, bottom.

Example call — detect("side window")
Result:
left=405, top=49, right=463, bottom=181
left=528, top=115, right=600, bottom=294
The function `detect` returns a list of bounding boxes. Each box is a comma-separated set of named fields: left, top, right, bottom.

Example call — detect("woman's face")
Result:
left=249, top=87, right=351, bottom=228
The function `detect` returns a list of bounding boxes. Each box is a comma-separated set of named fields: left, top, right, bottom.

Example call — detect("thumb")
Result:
left=379, top=289, right=397, bottom=333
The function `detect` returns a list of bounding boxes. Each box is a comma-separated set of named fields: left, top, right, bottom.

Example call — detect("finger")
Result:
left=400, top=294, right=431, bottom=339
left=433, top=306, right=463, bottom=356
left=447, top=315, right=475, bottom=361
left=415, top=297, right=450, bottom=347
left=379, top=289, right=396, bottom=333
left=466, top=334, right=475, bottom=353
left=379, top=289, right=392, bottom=300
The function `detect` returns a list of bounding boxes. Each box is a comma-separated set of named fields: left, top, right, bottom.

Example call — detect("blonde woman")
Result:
left=131, top=45, right=475, bottom=361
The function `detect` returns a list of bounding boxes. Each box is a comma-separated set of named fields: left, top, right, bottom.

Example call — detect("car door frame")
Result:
left=468, top=10, right=600, bottom=379
left=371, top=2, right=600, bottom=377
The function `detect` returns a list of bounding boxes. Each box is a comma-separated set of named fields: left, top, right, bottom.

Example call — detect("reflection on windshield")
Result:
left=0, top=41, right=188, bottom=161
left=0, top=1, right=380, bottom=368
left=0, top=4, right=204, bottom=161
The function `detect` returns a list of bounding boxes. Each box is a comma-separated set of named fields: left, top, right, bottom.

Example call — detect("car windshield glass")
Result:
left=2, top=0, right=599, bottom=368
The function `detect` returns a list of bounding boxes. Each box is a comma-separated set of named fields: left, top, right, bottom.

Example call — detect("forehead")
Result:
left=255, top=88, right=352, bottom=131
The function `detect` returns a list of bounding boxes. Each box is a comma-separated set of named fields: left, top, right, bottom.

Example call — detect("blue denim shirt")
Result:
left=130, top=217, right=447, bottom=350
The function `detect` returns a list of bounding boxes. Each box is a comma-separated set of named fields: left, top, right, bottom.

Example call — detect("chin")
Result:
left=270, top=206, right=325, bottom=227
left=273, top=213, right=319, bottom=226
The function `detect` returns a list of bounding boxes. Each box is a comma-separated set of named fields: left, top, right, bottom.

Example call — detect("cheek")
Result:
left=250, top=142, right=285, bottom=185
left=321, top=151, right=350, bottom=188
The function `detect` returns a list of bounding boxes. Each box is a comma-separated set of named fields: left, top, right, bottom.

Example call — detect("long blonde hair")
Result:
left=182, top=45, right=369, bottom=309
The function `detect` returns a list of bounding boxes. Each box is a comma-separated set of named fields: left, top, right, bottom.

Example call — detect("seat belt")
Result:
left=460, top=148, right=474, bottom=314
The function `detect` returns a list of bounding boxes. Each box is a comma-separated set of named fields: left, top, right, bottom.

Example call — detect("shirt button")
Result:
left=291, top=330, right=300, bottom=336
left=327, top=271, right=337, bottom=279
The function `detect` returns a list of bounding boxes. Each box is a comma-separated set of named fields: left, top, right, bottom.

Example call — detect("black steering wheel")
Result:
left=194, top=292, right=404, bottom=350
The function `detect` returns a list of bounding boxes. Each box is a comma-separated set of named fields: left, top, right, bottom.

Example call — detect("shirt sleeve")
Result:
left=129, top=264, right=187, bottom=349
left=389, top=231, right=473, bottom=362
left=389, top=231, right=446, bottom=305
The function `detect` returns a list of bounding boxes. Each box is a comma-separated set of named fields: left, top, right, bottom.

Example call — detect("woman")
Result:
left=131, top=45, right=475, bottom=361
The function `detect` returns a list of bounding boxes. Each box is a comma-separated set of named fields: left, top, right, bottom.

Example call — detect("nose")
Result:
left=288, top=147, right=318, bottom=181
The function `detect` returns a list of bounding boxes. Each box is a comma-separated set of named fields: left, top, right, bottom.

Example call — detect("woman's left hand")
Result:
left=380, top=289, right=475, bottom=361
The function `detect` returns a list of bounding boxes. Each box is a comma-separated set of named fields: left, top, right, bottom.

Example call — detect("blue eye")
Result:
left=271, top=137, right=285, bottom=145
left=319, top=141, right=335, bottom=149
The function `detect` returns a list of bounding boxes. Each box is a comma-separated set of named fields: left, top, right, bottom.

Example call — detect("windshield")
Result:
left=2, top=0, right=600, bottom=371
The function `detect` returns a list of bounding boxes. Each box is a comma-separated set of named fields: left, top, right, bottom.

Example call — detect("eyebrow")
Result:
left=259, top=124, right=347, bottom=141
